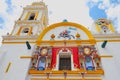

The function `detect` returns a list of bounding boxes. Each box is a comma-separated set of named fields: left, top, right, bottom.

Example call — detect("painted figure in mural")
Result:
left=58, top=30, right=75, bottom=40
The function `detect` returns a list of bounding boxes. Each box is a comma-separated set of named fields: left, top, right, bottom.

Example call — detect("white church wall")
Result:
left=32, top=25, right=41, bottom=35
left=37, top=11, right=43, bottom=20
left=21, top=10, right=27, bottom=20
left=0, top=44, right=35, bottom=80
left=12, top=25, right=20, bottom=35
left=96, top=42, right=120, bottom=80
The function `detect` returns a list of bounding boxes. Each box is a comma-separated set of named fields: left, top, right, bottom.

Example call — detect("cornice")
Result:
left=15, top=20, right=41, bottom=24
left=2, top=35, right=38, bottom=40
left=93, top=33, right=120, bottom=38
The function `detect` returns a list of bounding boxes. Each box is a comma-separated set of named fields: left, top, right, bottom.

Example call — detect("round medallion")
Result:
left=41, top=48, right=47, bottom=56
left=84, top=48, right=91, bottom=55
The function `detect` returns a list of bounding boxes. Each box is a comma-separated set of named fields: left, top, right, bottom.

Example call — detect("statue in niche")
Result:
left=31, top=53, right=39, bottom=69
left=101, top=25, right=109, bottom=33
left=93, top=54, right=101, bottom=68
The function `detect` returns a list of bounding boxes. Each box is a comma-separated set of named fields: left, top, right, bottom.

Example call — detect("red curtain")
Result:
left=71, top=47, right=80, bottom=68
left=51, top=48, right=58, bottom=68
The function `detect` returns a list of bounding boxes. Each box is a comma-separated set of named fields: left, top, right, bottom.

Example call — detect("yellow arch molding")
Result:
left=36, top=22, right=95, bottom=45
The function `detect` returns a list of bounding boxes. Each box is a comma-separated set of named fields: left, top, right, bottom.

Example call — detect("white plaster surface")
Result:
left=96, top=42, right=120, bottom=80
left=0, top=44, right=35, bottom=80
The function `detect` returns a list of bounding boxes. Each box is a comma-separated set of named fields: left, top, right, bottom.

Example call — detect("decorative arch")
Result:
left=36, top=22, right=95, bottom=45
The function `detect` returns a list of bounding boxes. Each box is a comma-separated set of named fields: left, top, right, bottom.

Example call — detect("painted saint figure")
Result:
left=58, top=30, right=75, bottom=40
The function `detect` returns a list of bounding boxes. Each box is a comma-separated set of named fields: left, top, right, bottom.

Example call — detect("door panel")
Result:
left=59, top=58, right=71, bottom=70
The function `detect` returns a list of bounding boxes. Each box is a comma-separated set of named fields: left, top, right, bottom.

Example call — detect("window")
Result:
left=22, top=28, right=29, bottom=33
left=28, top=13, right=35, bottom=20
left=59, top=53, right=71, bottom=70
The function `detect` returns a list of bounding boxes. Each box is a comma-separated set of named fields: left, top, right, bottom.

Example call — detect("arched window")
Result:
left=22, top=28, right=29, bottom=33
left=59, top=52, right=71, bottom=70
left=28, top=13, right=35, bottom=20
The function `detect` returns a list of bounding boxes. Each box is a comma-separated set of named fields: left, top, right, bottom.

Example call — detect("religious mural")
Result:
left=42, top=26, right=89, bottom=41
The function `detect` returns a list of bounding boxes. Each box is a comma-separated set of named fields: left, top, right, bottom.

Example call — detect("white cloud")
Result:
left=45, top=0, right=93, bottom=28
left=101, top=0, right=120, bottom=32
left=106, top=4, right=120, bottom=32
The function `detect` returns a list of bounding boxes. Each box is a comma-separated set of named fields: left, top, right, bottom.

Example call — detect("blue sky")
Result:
left=87, top=1, right=107, bottom=20
left=5, top=0, right=14, bottom=14
left=0, top=0, right=120, bottom=44
left=0, top=16, right=4, bottom=29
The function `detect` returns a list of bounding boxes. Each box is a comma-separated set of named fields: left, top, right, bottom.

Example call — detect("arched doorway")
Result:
left=59, top=51, right=71, bottom=70
left=55, top=48, right=74, bottom=70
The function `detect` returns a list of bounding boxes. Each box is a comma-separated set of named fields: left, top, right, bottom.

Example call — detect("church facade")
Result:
left=0, top=1, right=120, bottom=80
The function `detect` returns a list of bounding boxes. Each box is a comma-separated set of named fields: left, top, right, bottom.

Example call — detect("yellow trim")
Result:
left=29, top=69, right=104, bottom=75
left=2, top=42, right=36, bottom=44
left=96, top=24, right=101, bottom=33
left=29, top=69, right=104, bottom=80
left=3, top=38, right=37, bottom=40
left=36, top=22, right=95, bottom=45
left=20, top=56, right=32, bottom=58
left=2, top=40, right=120, bottom=45
left=24, top=8, right=45, bottom=10
left=34, top=11, right=39, bottom=20
left=100, top=55, right=113, bottom=58
left=109, top=24, right=115, bottom=32
left=16, top=21, right=41, bottom=24
left=94, top=36, right=120, bottom=38
left=96, top=40, right=120, bottom=42
left=31, top=78, right=101, bottom=80
left=5, top=62, right=11, bottom=73
left=25, top=12, right=30, bottom=20
left=42, top=16, right=47, bottom=27
left=28, top=27, right=33, bottom=36
left=16, top=26, right=22, bottom=35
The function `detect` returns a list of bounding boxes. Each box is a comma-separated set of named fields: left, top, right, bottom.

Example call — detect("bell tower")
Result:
left=10, top=1, right=48, bottom=36
left=95, top=18, right=115, bottom=34
left=0, top=2, right=48, bottom=80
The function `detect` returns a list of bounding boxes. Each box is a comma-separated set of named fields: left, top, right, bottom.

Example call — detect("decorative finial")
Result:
left=50, top=34, right=55, bottom=40
left=76, top=33, right=80, bottom=38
